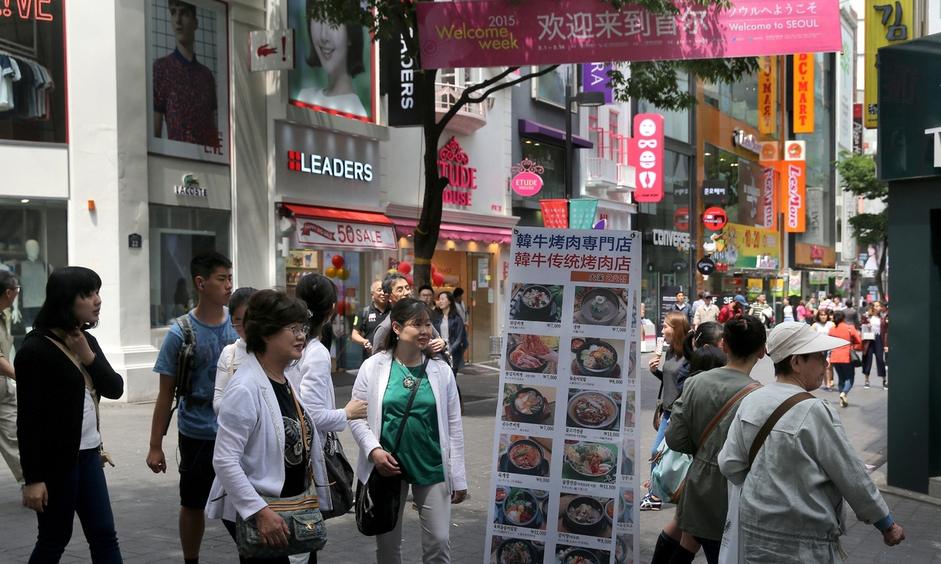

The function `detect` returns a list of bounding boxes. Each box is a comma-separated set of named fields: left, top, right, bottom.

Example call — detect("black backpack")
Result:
left=167, top=314, right=197, bottom=429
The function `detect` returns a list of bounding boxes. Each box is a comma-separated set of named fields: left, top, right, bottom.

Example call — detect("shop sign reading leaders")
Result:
left=249, top=29, right=294, bottom=71
left=145, top=0, right=230, bottom=164
left=438, top=137, right=478, bottom=207
left=295, top=218, right=396, bottom=250
left=487, top=227, right=641, bottom=564
left=758, top=56, right=777, bottom=135
left=511, top=158, right=545, bottom=197
left=792, top=53, right=815, bottom=133
left=629, top=113, right=664, bottom=203
left=864, top=0, right=913, bottom=128
left=383, top=22, right=423, bottom=127
left=416, top=0, right=843, bottom=69
left=784, top=162, right=807, bottom=232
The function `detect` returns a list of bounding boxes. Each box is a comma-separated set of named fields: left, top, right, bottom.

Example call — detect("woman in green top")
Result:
left=350, top=298, right=467, bottom=563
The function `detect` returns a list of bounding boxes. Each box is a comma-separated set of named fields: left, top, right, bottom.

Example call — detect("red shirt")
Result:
left=153, top=50, right=219, bottom=146
left=828, top=323, right=861, bottom=364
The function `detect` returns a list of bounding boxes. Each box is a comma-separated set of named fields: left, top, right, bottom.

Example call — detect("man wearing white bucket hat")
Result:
left=717, top=322, right=905, bottom=563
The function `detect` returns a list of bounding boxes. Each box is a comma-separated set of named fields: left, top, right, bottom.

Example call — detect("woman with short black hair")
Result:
left=213, top=287, right=258, bottom=415
left=207, top=290, right=329, bottom=563
left=16, top=266, right=124, bottom=563
left=432, top=291, right=467, bottom=375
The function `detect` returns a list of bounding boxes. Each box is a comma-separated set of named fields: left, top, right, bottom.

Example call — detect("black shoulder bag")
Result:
left=355, top=357, right=430, bottom=536
left=320, top=432, right=355, bottom=519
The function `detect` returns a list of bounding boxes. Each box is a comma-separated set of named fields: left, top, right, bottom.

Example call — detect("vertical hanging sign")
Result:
left=628, top=113, right=664, bottom=203
left=758, top=57, right=777, bottom=135
left=864, top=0, right=913, bottom=128
left=793, top=54, right=815, bottom=133
left=486, top=227, right=642, bottom=564
left=784, top=162, right=807, bottom=233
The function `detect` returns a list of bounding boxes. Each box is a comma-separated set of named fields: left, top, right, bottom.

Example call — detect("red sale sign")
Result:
left=629, top=113, right=664, bottom=203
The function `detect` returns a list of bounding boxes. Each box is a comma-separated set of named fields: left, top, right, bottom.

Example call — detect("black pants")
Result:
left=222, top=520, right=317, bottom=564
left=693, top=536, right=720, bottom=564
left=863, top=334, right=887, bottom=378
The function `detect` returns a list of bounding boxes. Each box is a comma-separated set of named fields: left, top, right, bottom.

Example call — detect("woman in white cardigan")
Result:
left=213, top=287, right=256, bottom=415
left=207, top=290, right=330, bottom=564
left=291, top=274, right=367, bottom=444
left=350, top=298, right=467, bottom=564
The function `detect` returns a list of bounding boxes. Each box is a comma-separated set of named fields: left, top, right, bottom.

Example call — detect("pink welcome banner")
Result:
left=416, top=0, right=841, bottom=69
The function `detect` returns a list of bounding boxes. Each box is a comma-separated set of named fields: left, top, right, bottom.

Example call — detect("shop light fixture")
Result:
left=21, top=199, right=29, bottom=204
left=704, top=152, right=712, bottom=156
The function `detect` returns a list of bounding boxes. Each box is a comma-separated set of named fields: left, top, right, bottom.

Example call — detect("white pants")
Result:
left=0, top=377, right=22, bottom=483
left=377, top=481, right=451, bottom=564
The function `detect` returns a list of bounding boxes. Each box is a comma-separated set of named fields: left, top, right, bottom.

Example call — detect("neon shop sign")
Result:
left=0, top=0, right=56, bottom=22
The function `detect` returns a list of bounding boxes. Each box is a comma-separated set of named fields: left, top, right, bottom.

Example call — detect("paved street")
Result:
left=0, top=356, right=937, bottom=563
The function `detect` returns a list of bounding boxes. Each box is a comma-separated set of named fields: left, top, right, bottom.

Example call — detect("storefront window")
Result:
left=638, top=72, right=690, bottom=142
left=0, top=1, right=67, bottom=143
left=149, top=204, right=230, bottom=327
left=796, top=53, right=834, bottom=247
left=0, top=199, right=67, bottom=338
left=704, top=71, right=759, bottom=128
left=513, top=138, right=566, bottom=225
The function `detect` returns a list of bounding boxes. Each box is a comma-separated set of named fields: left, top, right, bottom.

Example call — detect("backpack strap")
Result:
left=177, top=314, right=195, bottom=349
left=748, top=391, right=816, bottom=468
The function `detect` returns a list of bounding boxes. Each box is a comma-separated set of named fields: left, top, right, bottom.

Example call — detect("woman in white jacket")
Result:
left=350, top=298, right=467, bottom=564
left=291, top=274, right=367, bottom=442
left=207, top=290, right=330, bottom=564
left=213, top=287, right=256, bottom=415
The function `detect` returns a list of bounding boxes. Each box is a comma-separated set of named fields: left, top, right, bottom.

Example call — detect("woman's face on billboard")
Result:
left=310, top=20, right=349, bottom=80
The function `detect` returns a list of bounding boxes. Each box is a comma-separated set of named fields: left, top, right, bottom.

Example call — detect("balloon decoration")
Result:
left=335, top=301, right=345, bottom=316
left=405, top=275, right=414, bottom=286
left=337, top=268, right=349, bottom=281
left=397, top=261, right=412, bottom=275
left=331, top=255, right=345, bottom=269
left=325, top=266, right=337, bottom=278
left=432, top=273, right=445, bottom=287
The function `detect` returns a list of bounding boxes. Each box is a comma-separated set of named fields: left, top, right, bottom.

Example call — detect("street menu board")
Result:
left=486, top=227, right=642, bottom=564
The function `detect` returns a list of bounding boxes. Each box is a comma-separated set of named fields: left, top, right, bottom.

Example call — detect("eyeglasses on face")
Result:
left=285, top=324, right=310, bottom=338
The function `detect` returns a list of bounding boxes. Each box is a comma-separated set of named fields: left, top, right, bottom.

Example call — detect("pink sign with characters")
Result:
left=510, top=158, right=545, bottom=197
left=416, top=0, right=842, bottom=69
left=629, top=113, right=664, bottom=203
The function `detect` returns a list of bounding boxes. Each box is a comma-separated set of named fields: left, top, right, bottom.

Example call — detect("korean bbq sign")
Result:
left=296, top=218, right=396, bottom=250
left=628, top=113, right=664, bottom=203
left=416, top=0, right=843, bottom=69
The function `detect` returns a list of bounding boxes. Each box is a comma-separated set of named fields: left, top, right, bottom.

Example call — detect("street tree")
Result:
left=835, top=151, right=889, bottom=299
left=309, top=0, right=758, bottom=287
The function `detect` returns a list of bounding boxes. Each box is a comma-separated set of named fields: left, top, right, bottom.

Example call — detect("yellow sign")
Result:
left=758, top=57, right=777, bottom=135
left=726, top=223, right=780, bottom=257
left=864, top=0, right=913, bottom=128
left=793, top=54, right=814, bottom=133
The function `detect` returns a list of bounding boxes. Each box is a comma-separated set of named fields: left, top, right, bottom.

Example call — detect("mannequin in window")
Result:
left=18, top=240, right=51, bottom=329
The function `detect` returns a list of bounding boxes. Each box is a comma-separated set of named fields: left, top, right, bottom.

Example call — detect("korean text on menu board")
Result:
left=486, top=227, right=642, bottom=564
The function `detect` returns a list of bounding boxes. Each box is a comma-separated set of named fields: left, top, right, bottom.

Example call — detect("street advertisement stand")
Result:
left=486, top=227, right=642, bottom=564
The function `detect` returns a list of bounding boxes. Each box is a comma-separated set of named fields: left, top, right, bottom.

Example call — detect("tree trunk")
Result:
left=412, top=67, right=443, bottom=289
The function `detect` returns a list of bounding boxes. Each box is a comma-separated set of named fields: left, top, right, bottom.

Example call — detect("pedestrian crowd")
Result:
left=0, top=253, right=469, bottom=564
left=644, top=304, right=904, bottom=563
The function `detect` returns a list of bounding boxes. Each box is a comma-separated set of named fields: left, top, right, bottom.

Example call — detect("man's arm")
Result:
left=146, top=374, right=175, bottom=473
left=0, top=355, right=13, bottom=379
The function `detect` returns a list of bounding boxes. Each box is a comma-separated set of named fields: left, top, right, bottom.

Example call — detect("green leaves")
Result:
left=835, top=152, right=888, bottom=247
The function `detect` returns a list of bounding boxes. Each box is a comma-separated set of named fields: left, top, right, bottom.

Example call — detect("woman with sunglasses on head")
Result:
left=16, top=267, right=124, bottom=563
left=350, top=298, right=466, bottom=563
left=207, top=290, right=330, bottom=563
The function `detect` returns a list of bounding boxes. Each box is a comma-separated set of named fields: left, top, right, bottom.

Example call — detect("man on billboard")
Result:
left=152, top=0, right=220, bottom=147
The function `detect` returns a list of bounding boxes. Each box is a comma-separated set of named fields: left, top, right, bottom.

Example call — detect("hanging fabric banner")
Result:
left=792, top=53, right=815, bottom=133
left=783, top=161, right=807, bottom=233
left=758, top=56, right=777, bottom=135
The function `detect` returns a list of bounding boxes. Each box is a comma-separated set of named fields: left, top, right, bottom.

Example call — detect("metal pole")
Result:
left=565, top=65, right=574, bottom=199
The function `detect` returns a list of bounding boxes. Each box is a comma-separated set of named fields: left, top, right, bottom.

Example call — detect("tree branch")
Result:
left=466, top=65, right=560, bottom=103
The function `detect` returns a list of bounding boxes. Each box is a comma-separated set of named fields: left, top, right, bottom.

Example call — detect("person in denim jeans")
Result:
left=16, top=267, right=124, bottom=563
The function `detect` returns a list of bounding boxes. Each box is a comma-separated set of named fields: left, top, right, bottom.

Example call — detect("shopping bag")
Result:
left=718, top=482, right=743, bottom=564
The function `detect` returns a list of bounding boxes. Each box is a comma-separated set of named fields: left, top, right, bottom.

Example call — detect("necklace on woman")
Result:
left=394, top=357, right=420, bottom=389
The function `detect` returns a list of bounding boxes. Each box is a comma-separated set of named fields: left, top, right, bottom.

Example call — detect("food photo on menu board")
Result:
left=555, top=543, right=612, bottom=564
left=615, top=533, right=635, bottom=564
left=562, top=440, right=618, bottom=484
left=622, top=392, right=636, bottom=431
left=493, top=486, right=550, bottom=531
left=506, top=334, right=560, bottom=374
left=566, top=390, right=621, bottom=431
left=557, top=493, right=614, bottom=539
left=620, top=438, right=635, bottom=481
left=498, top=434, right=553, bottom=478
left=502, top=384, right=556, bottom=426
left=489, top=535, right=545, bottom=564
left=509, top=283, right=564, bottom=323
left=573, top=286, right=629, bottom=327
left=617, top=489, right=635, bottom=528
left=570, top=337, right=624, bottom=378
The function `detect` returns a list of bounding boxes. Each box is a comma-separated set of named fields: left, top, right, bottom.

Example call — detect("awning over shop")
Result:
left=518, top=119, right=593, bottom=149
left=282, top=203, right=393, bottom=225
left=282, top=203, right=397, bottom=250
left=391, top=217, right=513, bottom=245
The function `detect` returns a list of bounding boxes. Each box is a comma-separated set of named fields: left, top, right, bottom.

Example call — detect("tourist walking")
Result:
left=811, top=309, right=835, bottom=390
left=432, top=291, right=467, bottom=375
left=828, top=310, right=862, bottom=407
left=351, top=280, right=387, bottom=360
left=17, top=267, right=124, bottom=563
left=213, top=287, right=257, bottom=414
left=718, top=322, right=905, bottom=563
left=860, top=301, right=888, bottom=389
left=0, top=270, right=22, bottom=484
left=350, top=298, right=466, bottom=564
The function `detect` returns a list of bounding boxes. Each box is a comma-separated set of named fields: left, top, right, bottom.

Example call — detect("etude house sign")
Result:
left=438, top=137, right=478, bottom=207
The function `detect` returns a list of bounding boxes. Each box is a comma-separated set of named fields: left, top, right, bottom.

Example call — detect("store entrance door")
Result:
left=466, top=253, right=494, bottom=363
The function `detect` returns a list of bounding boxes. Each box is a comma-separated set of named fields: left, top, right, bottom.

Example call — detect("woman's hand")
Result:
left=882, top=523, right=905, bottom=546
left=22, top=482, right=48, bottom=513
left=451, top=490, right=468, bottom=504
left=369, top=448, right=401, bottom=477
left=344, top=399, right=368, bottom=420
left=254, top=507, right=290, bottom=547
left=428, top=338, right=447, bottom=354
left=64, top=329, right=96, bottom=365
left=648, top=355, right=662, bottom=373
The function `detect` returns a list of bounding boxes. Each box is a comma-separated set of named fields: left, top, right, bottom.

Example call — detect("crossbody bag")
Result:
left=45, top=335, right=114, bottom=468
left=355, top=356, right=430, bottom=536
left=235, top=383, right=327, bottom=558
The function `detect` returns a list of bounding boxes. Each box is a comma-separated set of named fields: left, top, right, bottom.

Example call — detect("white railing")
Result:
left=434, top=82, right=487, bottom=119
left=586, top=156, right=619, bottom=186
left=616, top=164, right=635, bottom=190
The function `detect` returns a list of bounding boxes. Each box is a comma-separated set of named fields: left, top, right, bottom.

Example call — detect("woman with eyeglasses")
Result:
left=207, top=290, right=330, bottom=563
left=350, top=298, right=466, bottom=563
left=213, top=287, right=257, bottom=415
